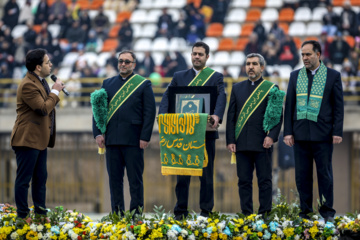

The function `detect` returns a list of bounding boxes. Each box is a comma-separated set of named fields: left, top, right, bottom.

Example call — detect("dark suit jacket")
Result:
left=158, top=68, right=226, bottom=139
left=11, top=72, right=60, bottom=150
left=226, top=78, right=283, bottom=152
left=284, top=66, right=344, bottom=142
left=92, top=73, right=156, bottom=146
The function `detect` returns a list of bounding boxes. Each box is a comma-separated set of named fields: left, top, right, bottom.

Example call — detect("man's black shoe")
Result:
left=200, top=211, right=210, bottom=218
left=324, top=217, right=334, bottom=223
left=174, top=214, right=186, bottom=221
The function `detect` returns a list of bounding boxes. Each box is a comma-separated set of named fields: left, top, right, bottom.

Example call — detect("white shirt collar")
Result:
left=310, top=64, right=321, bottom=75
left=193, top=68, right=200, bottom=76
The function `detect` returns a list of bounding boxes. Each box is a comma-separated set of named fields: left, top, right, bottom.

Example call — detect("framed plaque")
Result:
left=168, top=86, right=218, bottom=131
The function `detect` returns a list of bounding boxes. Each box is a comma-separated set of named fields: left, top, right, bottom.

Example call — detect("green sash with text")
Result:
left=107, top=74, right=147, bottom=124
left=188, top=67, right=216, bottom=86
left=235, top=80, right=275, bottom=140
left=158, top=113, right=208, bottom=176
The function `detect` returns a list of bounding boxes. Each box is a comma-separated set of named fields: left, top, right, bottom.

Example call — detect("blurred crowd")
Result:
left=1, top=0, right=360, bottom=107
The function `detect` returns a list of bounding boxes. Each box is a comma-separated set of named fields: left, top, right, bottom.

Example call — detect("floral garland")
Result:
left=1, top=203, right=359, bottom=240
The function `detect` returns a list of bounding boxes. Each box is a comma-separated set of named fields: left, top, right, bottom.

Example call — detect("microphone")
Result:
left=50, top=74, right=69, bottom=96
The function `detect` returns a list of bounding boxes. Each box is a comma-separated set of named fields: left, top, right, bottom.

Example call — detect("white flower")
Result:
left=38, top=232, right=43, bottom=239
left=282, top=220, right=290, bottom=228
left=357, top=214, right=360, bottom=220
left=332, top=237, right=338, bottom=240
left=10, top=232, right=19, bottom=240
left=180, top=229, right=188, bottom=237
left=294, top=235, right=300, bottom=240
left=70, top=212, right=77, bottom=217
left=276, top=228, right=284, bottom=238
left=167, top=230, right=177, bottom=240
left=217, top=222, right=225, bottom=231
left=37, top=224, right=44, bottom=231
left=69, top=218, right=74, bottom=222
left=274, top=214, right=279, bottom=221
left=188, top=234, right=195, bottom=240
left=312, top=215, right=318, bottom=220
left=30, top=223, right=37, bottom=231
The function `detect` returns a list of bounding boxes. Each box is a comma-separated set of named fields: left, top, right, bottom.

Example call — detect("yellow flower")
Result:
left=283, top=227, right=294, bottom=238
left=309, top=226, right=319, bottom=239
left=214, top=219, right=219, bottom=224
left=178, top=236, right=183, bottom=240
left=243, top=226, right=248, bottom=231
left=194, top=231, right=199, bottom=236
left=210, top=232, right=218, bottom=240
left=212, top=227, right=217, bottom=232
left=257, top=232, right=263, bottom=237
left=204, top=232, right=209, bottom=237
left=234, top=227, right=239, bottom=233
left=261, top=224, right=267, bottom=229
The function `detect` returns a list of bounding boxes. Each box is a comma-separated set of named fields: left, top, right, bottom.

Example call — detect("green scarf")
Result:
left=296, top=62, right=327, bottom=122
left=188, top=67, right=216, bottom=86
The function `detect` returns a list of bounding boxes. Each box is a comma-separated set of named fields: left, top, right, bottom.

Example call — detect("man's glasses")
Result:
left=118, top=59, right=135, bottom=65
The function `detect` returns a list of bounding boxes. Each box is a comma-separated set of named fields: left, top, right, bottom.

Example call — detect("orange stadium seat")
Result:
left=116, top=11, right=132, bottom=23
left=279, top=22, right=289, bottom=34
left=187, top=0, right=201, bottom=8
left=33, top=24, right=42, bottom=33
left=77, top=0, right=90, bottom=9
left=206, top=23, right=224, bottom=37
left=235, top=38, right=249, bottom=51
left=245, top=9, right=261, bottom=22
left=278, top=8, right=294, bottom=22
left=345, top=35, right=355, bottom=48
left=90, top=0, right=105, bottom=9
left=108, top=24, right=121, bottom=38
left=102, top=38, right=118, bottom=52
left=240, top=23, right=255, bottom=37
left=293, top=37, right=302, bottom=49
left=332, top=0, right=343, bottom=6
left=351, top=0, right=360, bottom=6
left=304, top=36, right=319, bottom=42
left=218, top=38, right=235, bottom=51
left=251, top=0, right=266, bottom=8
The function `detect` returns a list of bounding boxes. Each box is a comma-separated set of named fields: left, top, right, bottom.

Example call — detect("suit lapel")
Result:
left=27, top=73, right=48, bottom=99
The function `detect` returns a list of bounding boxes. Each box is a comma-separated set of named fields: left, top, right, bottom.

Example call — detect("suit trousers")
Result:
left=236, top=150, right=272, bottom=216
left=106, top=145, right=144, bottom=214
left=294, top=141, right=335, bottom=219
left=174, top=138, right=215, bottom=216
left=13, top=146, right=48, bottom=218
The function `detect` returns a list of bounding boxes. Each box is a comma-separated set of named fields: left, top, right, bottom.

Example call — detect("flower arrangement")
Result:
left=0, top=203, right=359, bottom=240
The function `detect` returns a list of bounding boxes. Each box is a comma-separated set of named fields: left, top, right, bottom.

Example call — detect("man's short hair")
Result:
left=192, top=41, right=210, bottom=56
left=246, top=53, right=266, bottom=67
left=118, top=50, right=137, bottom=62
left=301, top=40, right=322, bottom=55
left=25, top=48, right=47, bottom=72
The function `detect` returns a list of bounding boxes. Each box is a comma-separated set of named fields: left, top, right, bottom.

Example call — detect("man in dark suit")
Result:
left=284, top=40, right=344, bottom=222
left=226, top=53, right=283, bottom=216
left=93, top=50, right=156, bottom=215
left=159, top=41, right=226, bottom=219
left=11, top=48, right=65, bottom=220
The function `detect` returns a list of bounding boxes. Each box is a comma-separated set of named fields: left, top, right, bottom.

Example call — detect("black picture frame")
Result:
left=168, top=86, right=218, bottom=114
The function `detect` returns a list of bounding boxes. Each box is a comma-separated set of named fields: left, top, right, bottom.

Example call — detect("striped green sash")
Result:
left=235, top=80, right=275, bottom=140
left=188, top=67, right=216, bottom=86
left=107, top=74, right=147, bottom=124
left=296, top=62, right=327, bottom=122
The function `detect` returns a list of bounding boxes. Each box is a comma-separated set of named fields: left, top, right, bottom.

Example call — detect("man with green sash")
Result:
left=226, top=53, right=284, bottom=216
left=92, top=50, right=156, bottom=215
left=284, top=40, right=344, bottom=222
left=159, top=41, right=226, bottom=219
